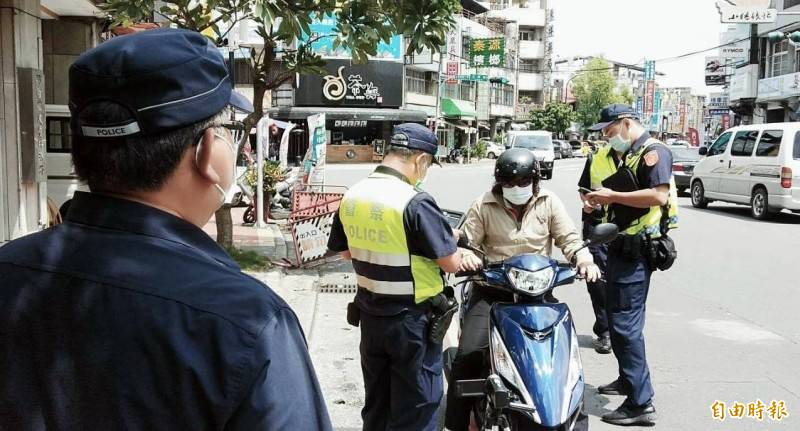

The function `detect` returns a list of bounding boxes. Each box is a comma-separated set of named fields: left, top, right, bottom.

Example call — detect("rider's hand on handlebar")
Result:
left=459, top=250, right=483, bottom=273
left=577, top=261, right=601, bottom=283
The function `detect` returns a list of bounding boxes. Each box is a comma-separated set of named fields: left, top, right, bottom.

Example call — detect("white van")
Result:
left=690, top=122, right=800, bottom=220
left=507, top=130, right=555, bottom=180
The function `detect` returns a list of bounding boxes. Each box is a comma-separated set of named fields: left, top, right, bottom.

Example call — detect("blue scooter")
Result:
left=449, top=223, right=619, bottom=431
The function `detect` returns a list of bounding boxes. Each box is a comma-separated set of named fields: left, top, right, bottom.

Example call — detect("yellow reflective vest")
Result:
left=338, top=171, right=444, bottom=304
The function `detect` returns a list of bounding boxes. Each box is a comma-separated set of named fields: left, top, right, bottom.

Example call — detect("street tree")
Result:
left=617, top=85, right=635, bottom=106
left=101, top=0, right=461, bottom=248
left=528, top=102, right=575, bottom=138
left=570, top=57, right=618, bottom=133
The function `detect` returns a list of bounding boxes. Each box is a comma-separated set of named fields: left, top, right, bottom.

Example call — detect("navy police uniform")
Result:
left=328, top=124, right=456, bottom=431
left=588, top=105, right=676, bottom=410
left=0, top=29, right=331, bottom=430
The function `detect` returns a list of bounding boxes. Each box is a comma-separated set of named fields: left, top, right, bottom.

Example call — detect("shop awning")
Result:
left=441, top=98, right=477, bottom=120
left=445, top=121, right=477, bottom=134
left=268, top=107, right=428, bottom=122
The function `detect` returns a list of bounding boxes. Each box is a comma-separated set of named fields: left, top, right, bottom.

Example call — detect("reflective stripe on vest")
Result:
left=622, top=138, right=680, bottom=237
left=339, top=172, right=443, bottom=303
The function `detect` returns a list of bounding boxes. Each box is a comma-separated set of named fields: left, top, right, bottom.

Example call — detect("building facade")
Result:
left=1, top=0, right=101, bottom=243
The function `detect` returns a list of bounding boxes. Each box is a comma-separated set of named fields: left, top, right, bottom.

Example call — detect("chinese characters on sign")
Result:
left=469, top=38, right=505, bottom=68
left=644, top=81, right=655, bottom=120
left=719, top=8, right=777, bottom=23
left=446, top=62, right=459, bottom=84
left=322, top=66, right=382, bottom=102
left=644, top=60, right=656, bottom=81
left=711, top=400, right=788, bottom=422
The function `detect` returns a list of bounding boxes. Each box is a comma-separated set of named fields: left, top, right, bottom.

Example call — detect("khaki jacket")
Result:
left=462, top=188, right=592, bottom=264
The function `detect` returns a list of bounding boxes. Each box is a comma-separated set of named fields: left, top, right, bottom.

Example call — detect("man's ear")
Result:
left=195, top=128, right=221, bottom=184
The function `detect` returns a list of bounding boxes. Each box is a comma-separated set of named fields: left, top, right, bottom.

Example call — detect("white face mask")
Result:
left=608, top=121, right=632, bottom=153
left=195, top=129, right=239, bottom=207
left=502, top=185, right=534, bottom=206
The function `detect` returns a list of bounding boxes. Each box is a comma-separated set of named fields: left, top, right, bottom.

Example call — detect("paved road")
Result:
left=314, top=158, right=800, bottom=430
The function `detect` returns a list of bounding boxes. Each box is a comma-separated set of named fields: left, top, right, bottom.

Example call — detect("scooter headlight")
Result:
left=507, top=266, right=555, bottom=296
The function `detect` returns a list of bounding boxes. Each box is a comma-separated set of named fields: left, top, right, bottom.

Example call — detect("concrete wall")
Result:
left=42, top=19, right=97, bottom=104
left=1, top=0, right=45, bottom=241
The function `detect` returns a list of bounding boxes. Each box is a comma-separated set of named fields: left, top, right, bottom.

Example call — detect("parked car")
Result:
left=507, top=130, right=555, bottom=179
left=553, top=140, right=572, bottom=159
left=569, top=140, right=585, bottom=158
left=484, top=140, right=506, bottom=159
left=690, top=123, right=800, bottom=220
left=671, top=147, right=701, bottom=196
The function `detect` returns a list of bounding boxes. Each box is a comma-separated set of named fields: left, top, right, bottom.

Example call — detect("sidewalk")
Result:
left=201, top=206, right=294, bottom=263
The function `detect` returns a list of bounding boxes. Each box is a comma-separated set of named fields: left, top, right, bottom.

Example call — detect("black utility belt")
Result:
left=609, top=234, right=647, bottom=260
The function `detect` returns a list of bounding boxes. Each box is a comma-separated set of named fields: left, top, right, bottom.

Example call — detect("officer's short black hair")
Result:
left=385, top=145, right=432, bottom=164
left=71, top=102, right=228, bottom=193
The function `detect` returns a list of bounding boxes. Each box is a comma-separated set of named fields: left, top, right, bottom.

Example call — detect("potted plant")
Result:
left=243, top=161, right=285, bottom=223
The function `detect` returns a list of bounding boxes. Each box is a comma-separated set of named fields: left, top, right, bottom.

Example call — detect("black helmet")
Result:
left=495, top=148, right=539, bottom=182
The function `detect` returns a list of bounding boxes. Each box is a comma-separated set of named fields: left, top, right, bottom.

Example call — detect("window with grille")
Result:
left=786, top=0, right=800, bottom=9
left=491, top=83, right=514, bottom=106
left=519, top=59, right=540, bottom=73
left=769, top=39, right=792, bottom=77
left=46, top=118, right=72, bottom=153
left=406, top=69, right=435, bottom=95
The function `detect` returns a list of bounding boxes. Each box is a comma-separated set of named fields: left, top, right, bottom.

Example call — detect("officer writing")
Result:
left=327, top=123, right=462, bottom=431
left=0, top=29, right=331, bottom=430
left=585, top=104, right=678, bottom=426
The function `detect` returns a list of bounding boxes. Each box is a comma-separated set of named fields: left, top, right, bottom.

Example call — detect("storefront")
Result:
left=270, top=59, right=427, bottom=163
left=439, top=98, right=478, bottom=151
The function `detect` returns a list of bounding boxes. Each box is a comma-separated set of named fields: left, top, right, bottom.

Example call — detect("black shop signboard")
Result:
left=295, top=59, right=403, bottom=108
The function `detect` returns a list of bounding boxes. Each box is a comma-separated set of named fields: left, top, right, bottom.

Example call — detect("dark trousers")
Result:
left=444, top=286, right=514, bottom=431
left=606, top=250, right=655, bottom=407
left=587, top=244, right=610, bottom=338
left=360, top=308, right=442, bottom=431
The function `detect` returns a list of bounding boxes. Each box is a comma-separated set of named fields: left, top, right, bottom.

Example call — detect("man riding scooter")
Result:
left=444, top=148, right=601, bottom=431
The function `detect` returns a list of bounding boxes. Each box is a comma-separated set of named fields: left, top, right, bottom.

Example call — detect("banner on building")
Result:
left=469, top=38, right=505, bottom=68
left=722, top=114, right=731, bottom=131
left=301, top=13, right=402, bottom=60
left=644, top=60, right=656, bottom=81
left=636, top=97, right=644, bottom=120
left=705, top=57, right=727, bottom=86
left=679, top=103, right=687, bottom=132
left=446, top=61, right=459, bottom=83
left=688, top=128, right=700, bottom=146
left=303, top=113, right=327, bottom=189
left=651, top=90, right=662, bottom=129
left=717, top=1, right=776, bottom=24
left=644, top=81, right=655, bottom=119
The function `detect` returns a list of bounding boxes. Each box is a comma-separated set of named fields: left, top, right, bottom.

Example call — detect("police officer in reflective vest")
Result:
left=585, top=104, right=678, bottom=426
left=577, top=144, right=619, bottom=355
left=327, top=123, right=463, bottom=431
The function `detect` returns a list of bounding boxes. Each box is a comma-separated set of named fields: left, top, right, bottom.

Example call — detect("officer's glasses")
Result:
left=499, top=177, right=534, bottom=188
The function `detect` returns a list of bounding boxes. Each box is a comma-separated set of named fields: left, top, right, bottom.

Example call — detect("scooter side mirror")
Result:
left=585, top=223, right=619, bottom=247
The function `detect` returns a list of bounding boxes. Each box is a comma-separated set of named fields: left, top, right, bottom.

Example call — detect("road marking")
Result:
left=690, top=318, right=784, bottom=344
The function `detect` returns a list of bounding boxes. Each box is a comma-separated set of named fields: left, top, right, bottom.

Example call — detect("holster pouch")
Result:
left=427, top=287, right=458, bottom=344
left=645, top=234, right=677, bottom=271
left=346, top=301, right=361, bottom=327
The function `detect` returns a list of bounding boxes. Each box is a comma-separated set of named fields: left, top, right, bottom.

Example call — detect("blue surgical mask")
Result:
left=609, top=134, right=632, bottom=153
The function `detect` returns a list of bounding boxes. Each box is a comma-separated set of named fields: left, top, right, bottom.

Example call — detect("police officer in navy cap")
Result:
left=585, top=104, right=679, bottom=426
left=0, top=28, right=331, bottom=430
left=328, top=123, right=462, bottom=431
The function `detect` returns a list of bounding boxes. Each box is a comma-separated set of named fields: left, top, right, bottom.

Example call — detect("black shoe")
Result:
left=594, top=336, right=612, bottom=354
left=602, top=400, right=657, bottom=426
left=597, top=378, right=628, bottom=396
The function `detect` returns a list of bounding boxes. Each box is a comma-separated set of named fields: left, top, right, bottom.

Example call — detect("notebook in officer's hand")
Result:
left=602, top=166, right=649, bottom=230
